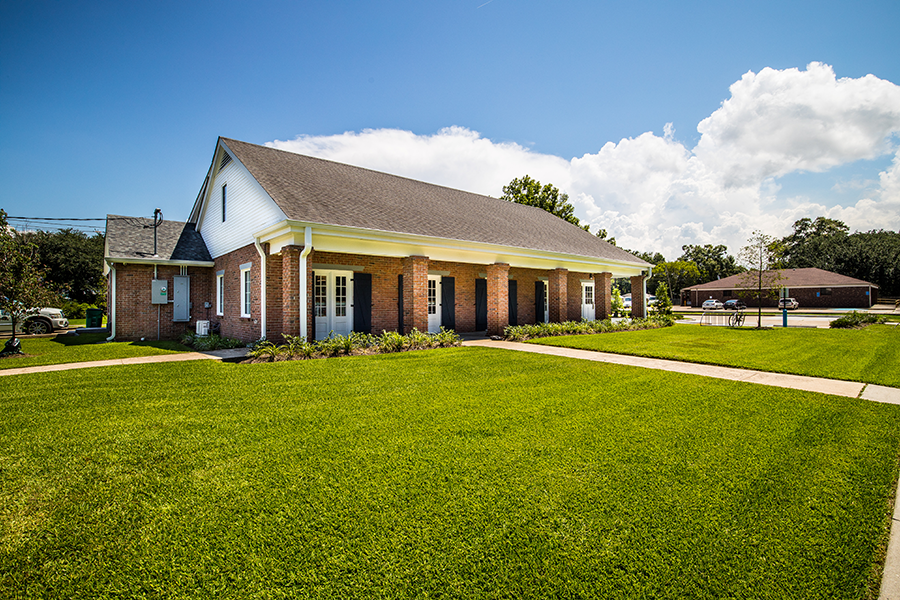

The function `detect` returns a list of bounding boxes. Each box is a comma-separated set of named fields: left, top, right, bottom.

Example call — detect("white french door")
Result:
left=314, top=270, right=353, bottom=340
left=581, top=281, right=595, bottom=321
left=427, top=275, right=442, bottom=333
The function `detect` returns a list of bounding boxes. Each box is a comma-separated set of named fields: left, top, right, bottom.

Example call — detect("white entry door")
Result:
left=581, top=281, right=595, bottom=321
left=427, top=275, right=442, bottom=333
left=314, top=270, right=353, bottom=340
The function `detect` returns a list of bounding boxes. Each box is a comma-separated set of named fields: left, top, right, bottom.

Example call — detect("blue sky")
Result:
left=2, top=0, right=899, bottom=257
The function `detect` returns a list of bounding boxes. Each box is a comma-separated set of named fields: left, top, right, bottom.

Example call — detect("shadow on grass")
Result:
left=50, top=332, right=189, bottom=351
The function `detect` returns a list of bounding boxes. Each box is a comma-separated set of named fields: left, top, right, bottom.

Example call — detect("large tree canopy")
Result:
left=776, top=217, right=900, bottom=295
left=24, top=228, right=105, bottom=304
left=500, top=175, right=588, bottom=230
left=678, top=244, right=742, bottom=283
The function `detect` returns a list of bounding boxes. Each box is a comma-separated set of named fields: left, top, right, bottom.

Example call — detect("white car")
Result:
left=702, top=299, right=724, bottom=310
left=0, top=307, right=69, bottom=335
left=778, top=297, right=799, bottom=310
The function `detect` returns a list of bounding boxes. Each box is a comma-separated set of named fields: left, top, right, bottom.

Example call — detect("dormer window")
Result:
left=222, top=184, right=227, bottom=222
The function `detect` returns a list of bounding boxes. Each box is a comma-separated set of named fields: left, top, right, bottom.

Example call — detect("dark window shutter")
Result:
left=475, top=279, right=487, bottom=331
left=535, top=280, right=545, bottom=324
left=441, top=276, right=455, bottom=330
left=353, top=272, right=372, bottom=334
left=508, top=280, right=518, bottom=326
left=398, top=274, right=404, bottom=333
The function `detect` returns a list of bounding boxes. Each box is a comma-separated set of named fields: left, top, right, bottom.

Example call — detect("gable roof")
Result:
left=105, top=215, right=213, bottom=263
left=684, top=267, right=878, bottom=290
left=218, top=137, right=649, bottom=267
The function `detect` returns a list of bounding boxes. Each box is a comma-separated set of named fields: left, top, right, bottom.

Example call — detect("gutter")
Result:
left=105, top=262, right=116, bottom=341
left=254, top=238, right=267, bottom=341
left=299, top=226, right=313, bottom=340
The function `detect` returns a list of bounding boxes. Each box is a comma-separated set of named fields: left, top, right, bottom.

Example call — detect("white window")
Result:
left=427, top=279, right=437, bottom=315
left=216, top=272, right=224, bottom=316
left=240, top=263, right=252, bottom=317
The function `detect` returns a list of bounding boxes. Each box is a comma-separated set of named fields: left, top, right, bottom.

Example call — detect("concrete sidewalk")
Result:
left=462, top=338, right=900, bottom=404
left=0, top=347, right=249, bottom=377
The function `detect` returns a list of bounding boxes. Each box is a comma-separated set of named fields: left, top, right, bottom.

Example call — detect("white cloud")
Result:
left=268, top=63, right=900, bottom=259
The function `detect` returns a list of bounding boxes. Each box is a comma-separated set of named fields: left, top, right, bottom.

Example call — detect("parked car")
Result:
left=778, top=297, right=799, bottom=310
left=0, top=307, right=69, bottom=335
left=723, top=299, right=747, bottom=310
left=702, top=299, right=724, bottom=310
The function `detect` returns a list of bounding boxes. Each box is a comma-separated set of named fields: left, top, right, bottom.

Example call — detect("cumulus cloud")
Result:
left=268, top=63, right=900, bottom=258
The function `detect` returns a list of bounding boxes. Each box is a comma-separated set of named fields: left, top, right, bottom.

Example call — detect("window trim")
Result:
left=216, top=271, right=224, bottom=316
left=240, top=263, right=252, bottom=317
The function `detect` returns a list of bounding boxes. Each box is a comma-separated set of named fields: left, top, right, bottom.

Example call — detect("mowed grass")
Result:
left=2, top=348, right=899, bottom=599
left=532, top=324, right=900, bottom=387
left=0, top=332, right=190, bottom=370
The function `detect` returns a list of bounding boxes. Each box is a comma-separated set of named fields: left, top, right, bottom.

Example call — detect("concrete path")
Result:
left=462, top=338, right=900, bottom=404
left=0, top=347, right=248, bottom=377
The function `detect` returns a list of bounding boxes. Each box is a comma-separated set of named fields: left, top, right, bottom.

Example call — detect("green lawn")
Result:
left=2, top=348, right=898, bottom=598
left=0, top=332, right=190, bottom=370
left=531, top=324, right=900, bottom=388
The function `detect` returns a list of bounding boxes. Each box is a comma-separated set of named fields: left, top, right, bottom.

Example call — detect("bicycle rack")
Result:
left=700, top=310, right=746, bottom=327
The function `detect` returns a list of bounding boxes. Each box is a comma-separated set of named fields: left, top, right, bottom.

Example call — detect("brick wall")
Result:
left=110, top=262, right=212, bottom=341
left=692, top=285, right=876, bottom=308
left=211, top=243, right=263, bottom=342
left=631, top=275, right=646, bottom=318
left=486, top=263, right=510, bottom=335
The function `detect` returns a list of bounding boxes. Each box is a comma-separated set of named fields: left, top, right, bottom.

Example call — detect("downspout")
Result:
left=105, top=262, right=116, bottom=341
left=299, top=227, right=313, bottom=340
left=254, top=238, right=267, bottom=341
left=642, top=266, right=652, bottom=318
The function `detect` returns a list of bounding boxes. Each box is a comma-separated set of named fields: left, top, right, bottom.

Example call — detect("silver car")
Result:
left=0, top=307, right=69, bottom=335
left=702, top=299, right=724, bottom=310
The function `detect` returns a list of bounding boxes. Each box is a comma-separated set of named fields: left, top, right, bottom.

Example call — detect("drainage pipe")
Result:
left=299, top=227, right=313, bottom=340
left=105, top=263, right=117, bottom=341
left=254, top=238, right=267, bottom=341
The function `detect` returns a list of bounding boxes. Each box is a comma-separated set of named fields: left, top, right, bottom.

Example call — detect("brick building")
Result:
left=683, top=267, right=880, bottom=309
left=104, top=137, right=651, bottom=342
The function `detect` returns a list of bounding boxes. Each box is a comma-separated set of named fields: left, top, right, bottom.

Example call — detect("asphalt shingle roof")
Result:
left=221, top=138, right=648, bottom=266
left=685, top=267, right=878, bottom=290
left=106, top=216, right=212, bottom=262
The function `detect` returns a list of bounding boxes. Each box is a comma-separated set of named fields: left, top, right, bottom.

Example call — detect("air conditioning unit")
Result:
left=196, top=320, right=210, bottom=336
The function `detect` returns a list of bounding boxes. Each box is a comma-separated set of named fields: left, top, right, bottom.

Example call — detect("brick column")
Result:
left=281, top=245, right=301, bottom=337
left=486, top=263, right=510, bottom=336
left=631, top=275, right=646, bottom=318
left=596, top=272, right=612, bottom=320
left=402, top=256, right=429, bottom=333
left=549, top=268, right=568, bottom=323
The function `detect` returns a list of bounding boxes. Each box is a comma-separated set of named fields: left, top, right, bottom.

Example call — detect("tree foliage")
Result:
left=0, top=210, right=59, bottom=339
left=776, top=216, right=900, bottom=295
left=677, top=244, right=742, bottom=282
left=651, top=282, right=674, bottom=318
left=501, top=175, right=588, bottom=230
left=737, top=230, right=784, bottom=328
left=24, top=228, right=105, bottom=304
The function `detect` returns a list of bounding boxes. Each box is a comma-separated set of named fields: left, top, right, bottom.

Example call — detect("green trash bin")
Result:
left=85, top=308, right=103, bottom=328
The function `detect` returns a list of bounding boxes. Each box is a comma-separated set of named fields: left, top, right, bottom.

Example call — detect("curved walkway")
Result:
left=0, top=347, right=248, bottom=377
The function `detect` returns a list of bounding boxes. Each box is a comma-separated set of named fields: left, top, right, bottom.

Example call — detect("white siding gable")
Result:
left=197, top=146, right=287, bottom=258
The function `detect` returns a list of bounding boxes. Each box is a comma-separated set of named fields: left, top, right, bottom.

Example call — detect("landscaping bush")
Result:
left=179, top=332, right=246, bottom=351
left=830, top=311, right=886, bottom=329
left=247, top=327, right=462, bottom=361
left=504, top=316, right=674, bottom=342
left=60, top=299, right=100, bottom=319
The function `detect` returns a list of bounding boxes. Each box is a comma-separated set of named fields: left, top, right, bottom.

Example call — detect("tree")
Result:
left=677, top=244, right=742, bottom=283
left=651, top=281, right=674, bottom=319
left=737, top=230, right=784, bottom=329
left=610, top=284, right=625, bottom=317
left=25, top=228, right=105, bottom=304
left=622, top=249, right=667, bottom=296
left=0, top=210, right=59, bottom=347
left=654, top=260, right=702, bottom=302
left=595, top=228, right=616, bottom=246
left=778, top=217, right=849, bottom=271
left=501, top=175, right=587, bottom=230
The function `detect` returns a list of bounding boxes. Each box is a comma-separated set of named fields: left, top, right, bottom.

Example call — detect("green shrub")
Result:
left=503, top=316, right=673, bottom=341
left=652, top=282, right=674, bottom=319
left=830, top=311, right=885, bottom=329
left=247, top=340, right=279, bottom=359
left=378, top=330, right=406, bottom=353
